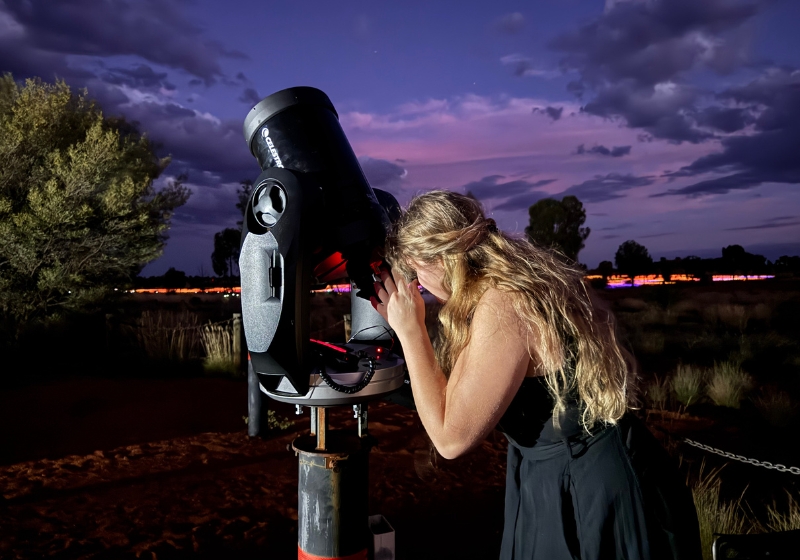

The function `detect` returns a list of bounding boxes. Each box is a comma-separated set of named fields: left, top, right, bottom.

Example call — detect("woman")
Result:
left=371, top=191, right=700, bottom=560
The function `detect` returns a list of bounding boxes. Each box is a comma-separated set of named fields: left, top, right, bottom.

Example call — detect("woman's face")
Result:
left=411, top=260, right=449, bottom=303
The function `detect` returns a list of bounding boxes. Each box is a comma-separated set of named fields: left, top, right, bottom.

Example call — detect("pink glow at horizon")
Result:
left=337, top=93, right=769, bottom=265
left=341, top=95, right=723, bottom=211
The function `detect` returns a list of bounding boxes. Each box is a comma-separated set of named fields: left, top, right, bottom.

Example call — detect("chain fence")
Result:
left=654, top=422, right=800, bottom=476
left=680, top=437, right=800, bottom=475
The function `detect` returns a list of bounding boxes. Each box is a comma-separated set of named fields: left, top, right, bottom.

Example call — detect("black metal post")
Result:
left=293, top=431, right=369, bottom=559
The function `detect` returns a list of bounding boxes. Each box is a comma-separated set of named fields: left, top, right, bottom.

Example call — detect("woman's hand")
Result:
left=371, top=268, right=426, bottom=339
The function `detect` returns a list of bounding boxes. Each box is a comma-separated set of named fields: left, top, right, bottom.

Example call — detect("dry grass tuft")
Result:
left=716, top=303, right=750, bottom=331
left=134, top=310, right=201, bottom=362
left=200, top=322, right=238, bottom=377
left=691, top=464, right=752, bottom=560
left=635, top=331, right=666, bottom=354
left=753, top=386, right=797, bottom=428
left=671, top=364, right=705, bottom=408
left=764, top=492, right=800, bottom=532
left=645, top=375, right=670, bottom=411
left=707, top=361, right=752, bottom=408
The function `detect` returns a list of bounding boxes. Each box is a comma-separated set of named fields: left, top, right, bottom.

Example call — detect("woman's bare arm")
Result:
left=375, top=271, right=532, bottom=459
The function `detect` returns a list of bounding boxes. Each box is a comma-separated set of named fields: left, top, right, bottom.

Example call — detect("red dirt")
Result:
left=3, top=377, right=791, bottom=559
left=0, top=378, right=507, bottom=559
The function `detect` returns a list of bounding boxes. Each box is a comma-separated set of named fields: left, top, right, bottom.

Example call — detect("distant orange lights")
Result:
left=712, top=274, right=775, bottom=282
left=311, top=284, right=351, bottom=294
left=129, top=274, right=775, bottom=295
left=604, top=274, right=700, bottom=288
left=603, top=273, right=774, bottom=288
left=130, top=283, right=353, bottom=295
left=130, top=287, right=241, bottom=295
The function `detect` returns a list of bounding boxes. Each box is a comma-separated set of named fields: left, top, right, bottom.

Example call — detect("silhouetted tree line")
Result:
left=134, top=268, right=226, bottom=289
left=592, top=240, right=800, bottom=282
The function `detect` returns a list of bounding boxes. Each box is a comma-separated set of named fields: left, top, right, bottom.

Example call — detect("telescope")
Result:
left=240, top=86, right=405, bottom=406
left=240, top=87, right=405, bottom=559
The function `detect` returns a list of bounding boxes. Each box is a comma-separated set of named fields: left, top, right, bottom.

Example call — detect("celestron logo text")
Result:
left=261, top=128, right=283, bottom=168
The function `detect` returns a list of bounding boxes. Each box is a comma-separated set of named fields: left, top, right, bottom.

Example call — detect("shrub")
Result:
left=635, top=331, right=665, bottom=355
left=707, top=361, right=752, bottom=408
left=727, top=335, right=753, bottom=366
left=671, top=364, right=705, bottom=408
left=717, top=304, right=750, bottom=332
left=645, top=375, right=670, bottom=411
left=0, top=76, right=189, bottom=341
left=134, top=309, right=201, bottom=362
left=201, top=321, right=238, bottom=377
left=691, top=465, right=752, bottom=560
left=753, top=386, right=797, bottom=428
left=266, top=410, right=294, bottom=430
left=764, top=492, right=800, bottom=532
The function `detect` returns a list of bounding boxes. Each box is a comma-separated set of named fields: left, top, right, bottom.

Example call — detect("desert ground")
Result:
left=2, top=280, right=800, bottom=559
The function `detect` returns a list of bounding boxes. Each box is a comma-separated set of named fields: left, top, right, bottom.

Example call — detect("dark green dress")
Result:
left=496, top=377, right=701, bottom=560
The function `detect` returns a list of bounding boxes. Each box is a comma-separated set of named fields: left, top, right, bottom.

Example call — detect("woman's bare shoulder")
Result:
left=472, top=287, right=527, bottom=339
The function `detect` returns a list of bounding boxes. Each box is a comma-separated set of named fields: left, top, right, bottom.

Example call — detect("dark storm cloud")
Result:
left=239, top=87, right=261, bottom=106
left=576, top=144, right=631, bottom=157
left=725, top=217, right=800, bottom=231
left=493, top=12, right=525, bottom=34
left=461, top=175, right=556, bottom=212
left=462, top=175, right=556, bottom=200
left=0, top=0, right=246, bottom=84
left=509, top=58, right=533, bottom=78
left=640, top=232, right=675, bottom=239
left=532, top=106, right=564, bottom=120
left=0, top=29, right=95, bottom=84
left=551, top=0, right=758, bottom=88
left=561, top=173, right=655, bottom=203
left=549, top=0, right=761, bottom=143
left=546, top=107, right=563, bottom=120
left=0, top=0, right=258, bottom=199
left=580, top=81, right=713, bottom=143
left=359, top=157, right=407, bottom=194
left=696, top=106, right=754, bottom=133
left=599, top=223, right=634, bottom=231
left=655, top=68, right=800, bottom=197
left=118, top=100, right=254, bottom=184
left=492, top=191, right=551, bottom=212
left=102, top=64, right=175, bottom=91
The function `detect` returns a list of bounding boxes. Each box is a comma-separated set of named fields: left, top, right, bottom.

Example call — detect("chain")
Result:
left=682, top=437, right=800, bottom=475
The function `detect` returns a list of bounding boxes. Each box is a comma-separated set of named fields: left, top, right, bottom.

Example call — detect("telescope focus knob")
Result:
left=252, top=180, right=287, bottom=229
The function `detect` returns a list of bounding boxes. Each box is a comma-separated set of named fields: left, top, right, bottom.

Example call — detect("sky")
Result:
left=1, top=0, right=799, bottom=275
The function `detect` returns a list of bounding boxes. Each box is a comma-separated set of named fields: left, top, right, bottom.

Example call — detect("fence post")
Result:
left=247, top=360, right=261, bottom=437
left=232, top=313, right=242, bottom=370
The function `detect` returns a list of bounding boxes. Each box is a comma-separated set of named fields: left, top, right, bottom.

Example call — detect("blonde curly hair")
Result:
left=386, top=190, right=636, bottom=431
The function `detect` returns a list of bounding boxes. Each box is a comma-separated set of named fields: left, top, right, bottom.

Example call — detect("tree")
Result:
left=211, top=228, right=242, bottom=277
left=775, top=255, right=800, bottom=273
left=206, top=179, right=252, bottom=279
left=598, top=260, right=614, bottom=279
left=162, top=267, right=188, bottom=289
left=721, top=244, right=767, bottom=274
left=235, top=179, right=253, bottom=230
left=615, top=240, right=653, bottom=276
left=0, top=75, right=190, bottom=338
left=525, top=195, right=590, bottom=262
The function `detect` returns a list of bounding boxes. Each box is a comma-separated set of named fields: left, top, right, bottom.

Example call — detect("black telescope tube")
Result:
left=243, top=86, right=387, bottom=248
